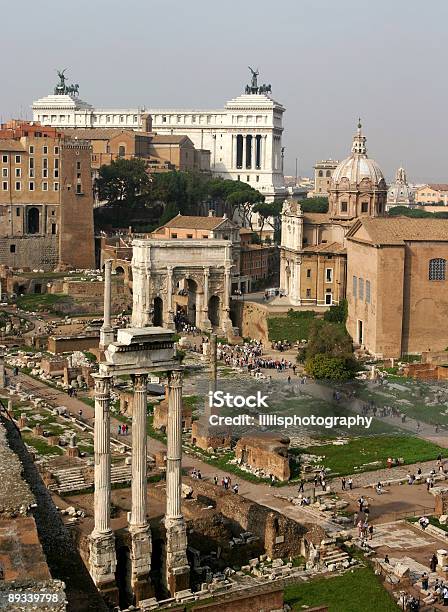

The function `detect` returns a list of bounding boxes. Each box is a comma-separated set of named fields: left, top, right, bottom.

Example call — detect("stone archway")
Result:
left=27, top=207, right=40, bottom=234
left=153, top=296, right=163, bottom=326
left=208, top=295, right=220, bottom=328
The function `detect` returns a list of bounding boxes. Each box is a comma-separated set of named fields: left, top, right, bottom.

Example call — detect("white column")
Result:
left=165, top=370, right=189, bottom=594
left=89, top=373, right=117, bottom=592
left=166, top=371, right=183, bottom=520
left=221, top=247, right=233, bottom=335
left=201, top=267, right=212, bottom=331
left=251, top=135, right=256, bottom=170
left=92, top=374, right=112, bottom=535
left=129, top=373, right=152, bottom=601
left=166, top=266, right=174, bottom=328
left=100, top=260, right=114, bottom=349
left=130, top=374, right=148, bottom=528
left=242, top=135, right=246, bottom=170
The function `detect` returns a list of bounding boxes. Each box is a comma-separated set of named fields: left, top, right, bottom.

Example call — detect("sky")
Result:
left=2, top=0, right=447, bottom=182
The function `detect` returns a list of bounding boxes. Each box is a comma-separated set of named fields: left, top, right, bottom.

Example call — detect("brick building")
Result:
left=414, top=184, right=448, bottom=205
left=0, top=121, right=94, bottom=270
left=346, top=216, right=448, bottom=358
left=239, top=228, right=279, bottom=292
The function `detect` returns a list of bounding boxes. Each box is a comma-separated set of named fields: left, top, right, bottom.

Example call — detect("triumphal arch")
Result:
left=131, top=238, right=236, bottom=335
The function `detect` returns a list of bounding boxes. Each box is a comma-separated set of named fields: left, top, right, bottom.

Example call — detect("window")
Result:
left=76, top=184, right=82, bottom=194
left=172, top=233, right=177, bottom=239
left=2, top=168, right=7, bottom=178
left=29, top=145, right=34, bottom=154
left=15, top=181, right=21, bottom=191
left=361, top=202, right=368, bottom=213
left=16, top=208, right=20, bottom=216
left=2, top=182, right=7, bottom=191
left=53, top=182, right=59, bottom=191
left=306, top=288, right=311, bottom=298
left=359, top=277, right=364, bottom=300
left=353, top=275, right=357, bottom=299
left=76, top=161, right=81, bottom=170
left=326, top=170, right=331, bottom=177
left=43, top=146, right=48, bottom=154
left=256, top=175, right=259, bottom=182
left=341, top=201, right=348, bottom=212
left=306, top=269, right=311, bottom=278
left=318, top=170, right=323, bottom=177
left=54, top=169, right=59, bottom=178
left=187, top=234, right=193, bottom=239
left=366, top=280, right=371, bottom=304
left=247, top=175, right=250, bottom=181
left=2, top=155, right=8, bottom=163
left=29, top=181, right=34, bottom=191
left=325, top=291, right=332, bottom=305
left=325, top=268, right=333, bottom=282
left=42, top=182, right=48, bottom=191
left=51, top=223, right=56, bottom=235
left=429, top=258, right=446, bottom=281
left=15, top=168, right=21, bottom=178
left=10, top=244, right=15, bottom=253
left=54, top=158, right=59, bottom=169
left=54, top=146, right=59, bottom=155
left=15, top=155, right=21, bottom=164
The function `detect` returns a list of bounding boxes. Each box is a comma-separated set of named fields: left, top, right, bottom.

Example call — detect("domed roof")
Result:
left=331, top=120, right=385, bottom=187
left=387, top=167, right=415, bottom=205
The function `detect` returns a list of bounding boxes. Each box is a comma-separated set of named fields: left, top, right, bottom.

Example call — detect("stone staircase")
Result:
left=111, top=464, right=132, bottom=485
left=50, top=467, right=90, bottom=494
left=320, top=542, right=352, bottom=570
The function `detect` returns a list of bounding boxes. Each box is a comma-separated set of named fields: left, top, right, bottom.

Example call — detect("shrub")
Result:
left=305, top=353, right=358, bottom=381
left=323, top=299, right=348, bottom=324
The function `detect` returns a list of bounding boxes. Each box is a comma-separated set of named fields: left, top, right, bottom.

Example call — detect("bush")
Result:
left=300, top=197, right=329, bottom=213
left=323, top=299, right=348, bottom=324
left=305, top=353, right=358, bottom=381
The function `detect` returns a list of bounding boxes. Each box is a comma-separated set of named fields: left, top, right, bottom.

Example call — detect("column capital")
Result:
left=131, top=372, right=148, bottom=391
left=169, top=370, right=183, bottom=388
left=92, top=373, right=112, bottom=394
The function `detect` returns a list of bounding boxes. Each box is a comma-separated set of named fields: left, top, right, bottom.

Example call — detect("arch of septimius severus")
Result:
left=131, top=238, right=236, bottom=336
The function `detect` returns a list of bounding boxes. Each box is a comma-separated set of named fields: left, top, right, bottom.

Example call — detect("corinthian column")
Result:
left=165, top=370, right=189, bottom=594
left=166, top=266, right=175, bottom=329
left=100, top=260, right=114, bottom=349
left=128, top=373, right=152, bottom=601
left=221, top=247, right=233, bottom=336
left=89, top=374, right=117, bottom=594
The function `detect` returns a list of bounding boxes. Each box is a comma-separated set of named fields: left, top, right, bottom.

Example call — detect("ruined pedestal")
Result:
left=89, top=531, right=118, bottom=604
left=66, top=446, right=80, bottom=458
left=165, top=516, right=190, bottom=594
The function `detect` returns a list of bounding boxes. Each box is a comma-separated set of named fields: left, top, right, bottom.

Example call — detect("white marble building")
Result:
left=32, top=70, right=286, bottom=202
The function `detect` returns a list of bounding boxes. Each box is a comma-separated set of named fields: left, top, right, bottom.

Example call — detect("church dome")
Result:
left=387, top=167, right=415, bottom=207
left=331, top=121, right=386, bottom=188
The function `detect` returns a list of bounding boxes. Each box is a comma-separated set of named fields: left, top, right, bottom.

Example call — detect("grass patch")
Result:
left=21, top=433, right=63, bottom=456
left=292, top=435, right=445, bottom=476
left=267, top=310, right=316, bottom=342
left=16, top=293, right=71, bottom=313
left=284, top=566, right=399, bottom=611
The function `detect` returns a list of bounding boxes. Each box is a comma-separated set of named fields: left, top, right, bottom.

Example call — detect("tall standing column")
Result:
left=100, top=259, right=114, bottom=349
left=222, top=247, right=233, bottom=336
left=251, top=135, right=256, bottom=170
left=128, top=373, right=152, bottom=602
left=89, top=374, right=117, bottom=597
left=201, top=267, right=212, bottom=331
left=165, top=370, right=189, bottom=595
left=242, top=135, right=247, bottom=170
left=166, top=266, right=175, bottom=329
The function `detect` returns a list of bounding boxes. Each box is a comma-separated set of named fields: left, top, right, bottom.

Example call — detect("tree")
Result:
left=306, top=320, right=353, bottom=359
left=323, top=299, right=348, bottom=324
left=95, top=158, right=151, bottom=208
left=301, top=197, right=329, bottom=213
left=226, top=187, right=264, bottom=229
left=305, top=353, right=358, bottom=382
left=252, top=201, right=282, bottom=239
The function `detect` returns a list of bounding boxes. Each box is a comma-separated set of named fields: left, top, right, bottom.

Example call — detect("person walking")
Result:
left=348, top=478, right=353, bottom=490
left=341, top=477, right=346, bottom=491
left=430, top=553, right=437, bottom=573
left=368, top=524, right=374, bottom=540
left=298, top=480, right=305, bottom=493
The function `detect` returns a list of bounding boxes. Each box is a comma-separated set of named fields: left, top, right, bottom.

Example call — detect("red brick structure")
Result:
left=235, top=434, right=291, bottom=481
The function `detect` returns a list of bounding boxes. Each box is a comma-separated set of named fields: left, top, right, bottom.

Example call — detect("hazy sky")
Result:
left=2, top=0, right=447, bottom=182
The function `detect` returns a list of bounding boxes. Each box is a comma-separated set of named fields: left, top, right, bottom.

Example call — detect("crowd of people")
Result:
left=216, top=340, right=297, bottom=375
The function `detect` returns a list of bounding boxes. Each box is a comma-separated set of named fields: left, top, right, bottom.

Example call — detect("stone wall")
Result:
left=0, top=235, right=59, bottom=270
left=235, top=435, right=290, bottom=481
left=192, top=585, right=284, bottom=612
left=47, top=333, right=99, bottom=354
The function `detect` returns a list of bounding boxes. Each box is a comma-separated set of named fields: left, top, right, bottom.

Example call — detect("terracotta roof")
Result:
left=303, top=212, right=332, bottom=225
left=61, top=128, right=145, bottom=140
left=302, top=241, right=346, bottom=254
left=426, top=184, right=448, bottom=192
left=347, top=216, right=448, bottom=245
left=151, top=135, right=193, bottom=145
left=157, top=214, right=236, bottom=231
left=0, top=139, right=26, bottom=152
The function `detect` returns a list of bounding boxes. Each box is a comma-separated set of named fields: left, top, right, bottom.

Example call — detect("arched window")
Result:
left=326, top=170, right=331, bottom=177
left=429, top=258, right=446, bottom=281
left=118, top=145, right=126, bottom=157
left=318, top=170, right=323, bottom=177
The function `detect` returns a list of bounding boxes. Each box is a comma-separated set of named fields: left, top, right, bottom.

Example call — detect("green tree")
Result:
left=306, top=319, right=353, bottom=359
left=300, top=197, right=329, bottom=213
left=95, top=158, right=151, bottom=208
left=305, top=353, right=358, bottom=382
left=226, top=187, right=264, bottom=228
left=323, top=299, right=348, bottom=324
left=252, top=201, right=282, bottom=239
